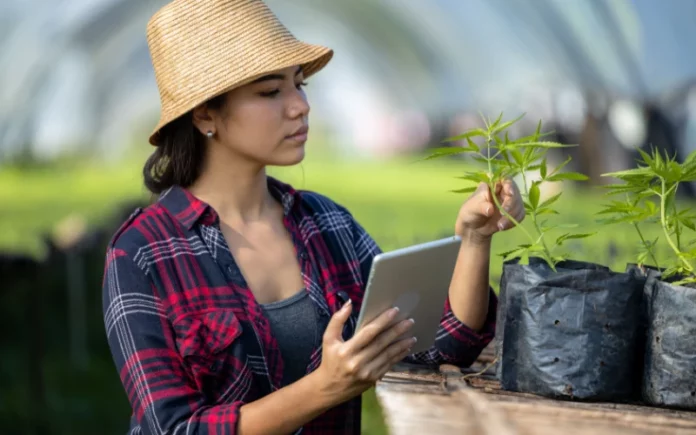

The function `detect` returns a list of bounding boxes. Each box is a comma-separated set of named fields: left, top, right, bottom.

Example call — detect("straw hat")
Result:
left=146, top=0, right=334, bottom=145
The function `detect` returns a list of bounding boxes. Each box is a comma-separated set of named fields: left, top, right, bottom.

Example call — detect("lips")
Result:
left=286, top=125, right=309, bottom=142
left=288, top=125, right=309, bottom=137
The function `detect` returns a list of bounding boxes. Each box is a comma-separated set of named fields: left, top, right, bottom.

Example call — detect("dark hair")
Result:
left=143, top=94, right=227, bottom=195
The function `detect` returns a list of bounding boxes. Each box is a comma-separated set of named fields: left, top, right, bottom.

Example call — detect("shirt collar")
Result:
left=158, top=176, right=300, bottom=231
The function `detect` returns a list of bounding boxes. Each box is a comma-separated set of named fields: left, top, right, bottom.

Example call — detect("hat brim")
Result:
left=148, top=43, right=334, bottom=146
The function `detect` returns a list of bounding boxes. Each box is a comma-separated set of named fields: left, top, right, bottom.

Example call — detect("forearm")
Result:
left=448, top=232, right=492, bottom=331
left=238, top=370, right=338, bottom=434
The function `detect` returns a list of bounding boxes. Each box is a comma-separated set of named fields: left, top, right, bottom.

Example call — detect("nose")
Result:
left=287, top=87, right=310, bottom=119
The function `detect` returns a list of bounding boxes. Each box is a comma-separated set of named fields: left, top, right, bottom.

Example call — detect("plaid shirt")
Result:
left=102, top=176, right=497, bottom=435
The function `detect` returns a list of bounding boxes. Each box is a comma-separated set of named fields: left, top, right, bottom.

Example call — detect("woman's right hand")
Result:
left=314, top=299, right=417, bottom=404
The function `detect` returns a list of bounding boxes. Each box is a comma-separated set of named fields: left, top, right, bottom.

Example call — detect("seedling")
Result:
left=423, top=113, right=593, bottom=269
left=599, top=147, right=696, bottom=285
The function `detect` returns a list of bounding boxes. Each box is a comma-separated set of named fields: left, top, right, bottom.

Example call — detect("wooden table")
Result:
left=376, top=345, right=696, bottom=434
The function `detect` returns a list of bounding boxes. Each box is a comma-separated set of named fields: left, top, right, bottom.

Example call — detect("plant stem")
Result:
left=672, top=197, right=682, bottom=251
left=660, top=179, right=693, bottom=273
left=520, top=166, right=554, bottom=264
left=633, top=222, right=660, bottom=269
left=520, top=169, right=530, bottom=197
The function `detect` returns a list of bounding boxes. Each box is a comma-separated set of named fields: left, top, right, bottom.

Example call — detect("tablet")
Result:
left=355, top=235, right=462, bottom=354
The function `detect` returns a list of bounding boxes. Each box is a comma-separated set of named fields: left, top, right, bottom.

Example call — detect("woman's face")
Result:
left=194, top=65, right=310, bottom=167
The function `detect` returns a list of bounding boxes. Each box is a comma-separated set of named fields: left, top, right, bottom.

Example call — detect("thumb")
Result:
left=324, top=299, right=352, bottom=342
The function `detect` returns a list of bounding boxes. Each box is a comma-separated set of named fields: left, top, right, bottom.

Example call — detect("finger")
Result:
left=358, top=337, right=416, bottom=382
left=323, top=299, right=353, bottom=343
left=514, top=206, right=526, bottom=223
left=503, top=178, right=516, bottom=196
left=498, top=203, right=524, bottom=231
left=355, top=318, right=415, bottom=363
left=346, top=306, right=400, bottom=352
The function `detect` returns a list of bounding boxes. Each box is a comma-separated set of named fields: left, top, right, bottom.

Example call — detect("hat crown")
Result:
left=147, top=0, right=294, bottom=107
left=144, top=0, right=333, bottom=145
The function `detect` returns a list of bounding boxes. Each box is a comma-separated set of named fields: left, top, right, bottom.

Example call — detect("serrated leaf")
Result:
left=450, top=186, right=478, bottom=194
left=601, top=166, right=654, bottom=179
left=536, top=207, right=559, bottom=215
left=511, top=149, right=524, bottom=166
left=465, top=137, right=480, bottom=152
left=491, top=113, right=526, bottom=135
left=456, top=172, right=490, bottom=184
left=679, top=219, right=696, bottom=231
left=443, top=129, right=487, bottom=143
left=540, top=157, right=548, bottom=179
left=546, top=172, right=589, bottom=182
left=645, top=200, right=658, bottom=215
left=551, top=156, right=572, bottom=176
left=498, top=247, right=528, bottom=259
left=490, top=112, right=504, bottom=130
left=529, top=182, right=540, bottom=210
left=556, top=232, right=595, bottom=245
left=514, top=141, right=576, bottom=149
left=539, top=192, right=562, bottom=209
left=637, top=148, right=654, bottom=168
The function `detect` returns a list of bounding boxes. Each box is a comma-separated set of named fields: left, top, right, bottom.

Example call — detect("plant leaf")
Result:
left=556, top=232, right=595, bottom=245
left=465, top=137, right=480, bottom=152
left=529, top=182, right=540, bottom=210
left=456, top=172, right=490, bottom=184
left=442, top=129, right=487, bottom=143
left=536, top=207, right=559, bottom=215
left=450, top=186, right=478, bottom=194
left=514, top=141, right=576, bottom=149
left=540, top=158, right=547, bottom=179
left=491, top=113, right=526, bottom=135
left=546, top=172, right=589, bottom=182
left=539, top=192, right=562, bottom=209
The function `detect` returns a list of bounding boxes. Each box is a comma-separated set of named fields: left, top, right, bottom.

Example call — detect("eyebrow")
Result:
left=251, top=66, right=303, bottom=84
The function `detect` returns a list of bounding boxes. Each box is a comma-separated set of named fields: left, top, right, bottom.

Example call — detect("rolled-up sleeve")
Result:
left=102, top=247, right=244, bottom=435
left=350, top=216, right=497, bottom=368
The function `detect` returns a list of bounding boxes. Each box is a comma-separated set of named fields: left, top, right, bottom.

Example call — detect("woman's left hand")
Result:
left=455, top=178, right=525, bottom=242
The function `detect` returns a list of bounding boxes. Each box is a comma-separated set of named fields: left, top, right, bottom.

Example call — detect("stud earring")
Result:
left=206, top=130, right=214, bottom=139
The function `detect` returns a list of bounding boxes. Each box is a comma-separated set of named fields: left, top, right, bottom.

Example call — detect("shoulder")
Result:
left=297, top=189, right=350, bottom=214
left=106, top=201, right=175, bottom=268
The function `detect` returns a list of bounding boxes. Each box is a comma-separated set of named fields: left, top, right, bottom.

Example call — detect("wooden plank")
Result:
left=376, top=345, right=696, bottom=435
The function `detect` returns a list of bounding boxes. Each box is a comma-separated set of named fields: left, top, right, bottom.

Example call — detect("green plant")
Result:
left=422, top=113, right=593, bottom=269
left=598, top=147, right=696, bottom=285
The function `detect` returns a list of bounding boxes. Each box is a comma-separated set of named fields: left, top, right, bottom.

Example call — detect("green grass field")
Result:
left=0, top=155, right=686, bottom=434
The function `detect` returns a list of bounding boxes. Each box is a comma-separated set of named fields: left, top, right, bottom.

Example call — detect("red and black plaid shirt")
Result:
left=102, top=176, right=497, bottom=434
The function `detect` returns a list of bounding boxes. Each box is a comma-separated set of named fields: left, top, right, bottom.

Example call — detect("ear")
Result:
left=192, top=103, right=216, bottom=137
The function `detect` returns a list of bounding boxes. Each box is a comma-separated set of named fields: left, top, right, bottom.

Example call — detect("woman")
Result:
left=102, top=1, right=525, bottom=434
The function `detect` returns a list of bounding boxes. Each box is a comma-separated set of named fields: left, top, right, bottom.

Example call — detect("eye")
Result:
left=260, top=89, right=280, bottom=98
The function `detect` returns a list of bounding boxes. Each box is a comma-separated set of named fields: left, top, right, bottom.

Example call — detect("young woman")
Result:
left=102, top=1, right=525, bottom=434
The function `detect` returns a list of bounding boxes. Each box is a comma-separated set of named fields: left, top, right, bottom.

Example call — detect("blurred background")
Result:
left=1, top=0, right=696, bottom=434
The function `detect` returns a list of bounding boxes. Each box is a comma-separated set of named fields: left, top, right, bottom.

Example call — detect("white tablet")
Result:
left=355, top=235, right=462, bottom=354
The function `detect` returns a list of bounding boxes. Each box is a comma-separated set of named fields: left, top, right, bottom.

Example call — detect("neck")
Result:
left=188, top=147, right=274, bottom=224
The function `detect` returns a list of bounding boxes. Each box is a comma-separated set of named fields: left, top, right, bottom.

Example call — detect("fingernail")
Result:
left=498, top=222, right=505, bottom=231
left=343, top=299, right=352, bottom=308
left=408, top=318, right=415, bottom=325
left=390, top=307, right=400, bottom=317
left=486, top=205, right=492, bottom=216
left=411, top=337, right=418, bottom=344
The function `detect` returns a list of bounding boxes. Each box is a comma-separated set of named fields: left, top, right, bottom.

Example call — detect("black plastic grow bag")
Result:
left=495, top=257, right=645, bottom=401
left=641, top=271, right=696, bottom=409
